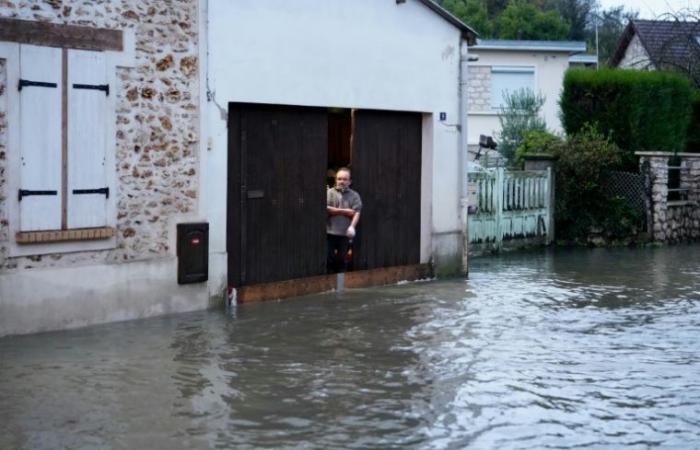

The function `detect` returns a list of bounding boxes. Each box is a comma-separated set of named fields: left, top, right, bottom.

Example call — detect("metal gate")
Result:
left=602, top=170, right=649, bottom=230
left=468, top=167, right=553, bottom=251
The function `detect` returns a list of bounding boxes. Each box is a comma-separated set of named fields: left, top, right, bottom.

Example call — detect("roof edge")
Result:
left=609, top=21, right=636, bottom=66
left=472, top=39, right=587, bottom=54
left=569, top=53, right=598, bottom=63
left=416, top=0, right=478, bottom=44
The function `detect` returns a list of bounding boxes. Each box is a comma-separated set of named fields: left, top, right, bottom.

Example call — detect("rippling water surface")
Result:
left=2, top=245, right=700, bottom=449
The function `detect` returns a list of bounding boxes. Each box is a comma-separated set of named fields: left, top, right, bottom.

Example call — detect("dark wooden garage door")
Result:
left=227, top=103, right=328, bottom=287
left=351, top=110, right=422, bottom=270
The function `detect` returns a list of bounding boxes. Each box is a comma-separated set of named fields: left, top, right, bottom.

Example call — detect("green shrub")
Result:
left=687, top=90, right=700, bottom=153
left=515, top=130, right=562, bottom=165
left=560, top=69, right=693, bottom=169
left=551, top=125, right=640, bottom=241
left=600, top=196, right=643, bottom=238
left=498, top=88, right=547, bottom=165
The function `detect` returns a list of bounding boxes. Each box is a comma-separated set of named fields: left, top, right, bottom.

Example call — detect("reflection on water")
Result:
left=2, top=245, right=700, bottom=449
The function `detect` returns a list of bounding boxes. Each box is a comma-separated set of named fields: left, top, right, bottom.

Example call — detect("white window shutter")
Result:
left=19, top=45, right=63, bottom=231
left=67, top=49, right=109, bottom=229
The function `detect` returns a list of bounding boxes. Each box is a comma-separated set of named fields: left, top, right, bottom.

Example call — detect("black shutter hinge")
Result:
left=18, top=79, right=57, bottom=91
left=73, top=187, right=109, bottom=198
left=73, top=83, right=109, bottom=96
left=18, top=189, right=58, bottom=201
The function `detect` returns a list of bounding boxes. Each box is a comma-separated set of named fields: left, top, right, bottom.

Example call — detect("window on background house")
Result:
left=490, top=66, right=535, bottom=110
left=18, top=44, right=110, bottom=232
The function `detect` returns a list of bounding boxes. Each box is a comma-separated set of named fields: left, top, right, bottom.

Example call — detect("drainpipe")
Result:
left=459, top=39, right=470, bottom=276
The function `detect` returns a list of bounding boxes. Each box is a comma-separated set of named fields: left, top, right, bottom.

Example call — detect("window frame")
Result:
left=667, top=156, right=688, bottom=202
left=1, top=35, right=133, bottom=257
left=490, top=65, right=536, bottom=111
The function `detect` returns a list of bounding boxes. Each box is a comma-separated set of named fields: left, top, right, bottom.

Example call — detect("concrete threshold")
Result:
left=232, top=264, right=433, bottom=304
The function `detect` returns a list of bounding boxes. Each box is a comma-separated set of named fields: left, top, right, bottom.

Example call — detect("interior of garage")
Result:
left=327, top=108, right=353, bottom=186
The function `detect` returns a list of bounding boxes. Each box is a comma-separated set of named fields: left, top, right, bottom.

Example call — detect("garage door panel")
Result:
left=352, top=110, right=422, bottom=271
left=228, top=103, right=327, bottom=287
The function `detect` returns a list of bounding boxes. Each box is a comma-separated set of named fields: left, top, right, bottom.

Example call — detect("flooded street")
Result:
left=2, top=245, right=700, bottom=449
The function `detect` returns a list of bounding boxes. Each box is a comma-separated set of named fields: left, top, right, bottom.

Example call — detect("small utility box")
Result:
left=177, top=222, right=208, bottom=284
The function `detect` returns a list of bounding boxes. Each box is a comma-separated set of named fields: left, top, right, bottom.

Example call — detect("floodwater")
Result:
left=2, top=246, right=700, bottom=449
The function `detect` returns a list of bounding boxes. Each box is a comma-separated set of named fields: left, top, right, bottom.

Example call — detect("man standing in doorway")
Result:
left=327, top=167, right=362, bottom=273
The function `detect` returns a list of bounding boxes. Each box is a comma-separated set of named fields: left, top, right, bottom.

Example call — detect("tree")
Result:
left=485, top=0, right=510, bottom=19
left=440, top=0, right=493, bottom=36
left=585, top=6, right=638, bottom=66
left=556, top=0, right=597, bottom=41
left=497, top=88, right=547, bottom=164
left=496, top=0, right=570, bottom=40
left=439, top=0, right=632, bottom=47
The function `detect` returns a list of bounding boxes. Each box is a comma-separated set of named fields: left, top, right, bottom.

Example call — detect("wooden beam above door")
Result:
left=0, top=18, right=122, bottom=51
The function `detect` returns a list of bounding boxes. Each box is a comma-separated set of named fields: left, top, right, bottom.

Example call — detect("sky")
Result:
left=597, top=0, right=699, bottom=19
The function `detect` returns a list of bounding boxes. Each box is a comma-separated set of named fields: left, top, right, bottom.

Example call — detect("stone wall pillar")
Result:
left=684, top=157, right=700, bottom=204
left=684, top=156, right=700, bottom=240
left=641, top=155, right=669, bottom=241
left=637, top=152, right=700, bottom=243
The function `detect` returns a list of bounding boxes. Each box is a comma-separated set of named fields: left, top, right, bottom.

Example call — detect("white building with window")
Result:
left=0, top=0, right=478, bottom=337
left=467, top=40, right=586, bottom=159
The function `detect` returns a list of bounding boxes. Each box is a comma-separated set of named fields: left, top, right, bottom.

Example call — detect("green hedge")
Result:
left=687, top=90, right=700, bottom=153
left=551, top=125, right=641, bottom=241
left=560, top=69, right=693, bottom=168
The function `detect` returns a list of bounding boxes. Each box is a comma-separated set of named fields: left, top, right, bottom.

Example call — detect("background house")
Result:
left=466, top=39, right=586, bottom=160
left=610, top=19, right=700, bottom=87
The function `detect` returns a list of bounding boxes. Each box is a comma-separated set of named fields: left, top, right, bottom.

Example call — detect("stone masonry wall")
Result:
left=468, top=65, right=491, bottom=112
left=641, top=154, right=700, bottom=243
left=646, top=156, right=669, bottom=241
left=0, top=0, right=200, bottom=271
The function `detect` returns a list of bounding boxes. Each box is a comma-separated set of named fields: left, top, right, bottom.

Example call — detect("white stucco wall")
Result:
left=467, top=49, right=571, bottom=145
left=205, top=0, right=468, bottom=280
left=0, top=258, right=210, bottom=336
left=618, top=34, right=654, bottom=70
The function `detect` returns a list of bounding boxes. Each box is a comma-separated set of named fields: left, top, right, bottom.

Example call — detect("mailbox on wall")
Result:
left=177, top=222, right=208, bottom=284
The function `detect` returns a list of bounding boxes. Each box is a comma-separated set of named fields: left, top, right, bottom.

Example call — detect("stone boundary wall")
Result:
left=638, top=152, right=700, bottom=243
left=0, top=0, right=200, bottom=272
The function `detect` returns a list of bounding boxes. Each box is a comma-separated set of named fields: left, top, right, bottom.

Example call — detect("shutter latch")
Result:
left=73, top=83, right=109, bottom=96
left=18, top=79, right=57, bottom=91
left=73, top=187, right=109, bottom=198
left=18, top=189, right=58, bottom=201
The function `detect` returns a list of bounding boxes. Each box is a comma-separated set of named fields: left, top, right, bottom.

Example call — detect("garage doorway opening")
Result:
left=227, top=103, right=424, bottom=295
left=326, top=108, right=356, bottom=271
